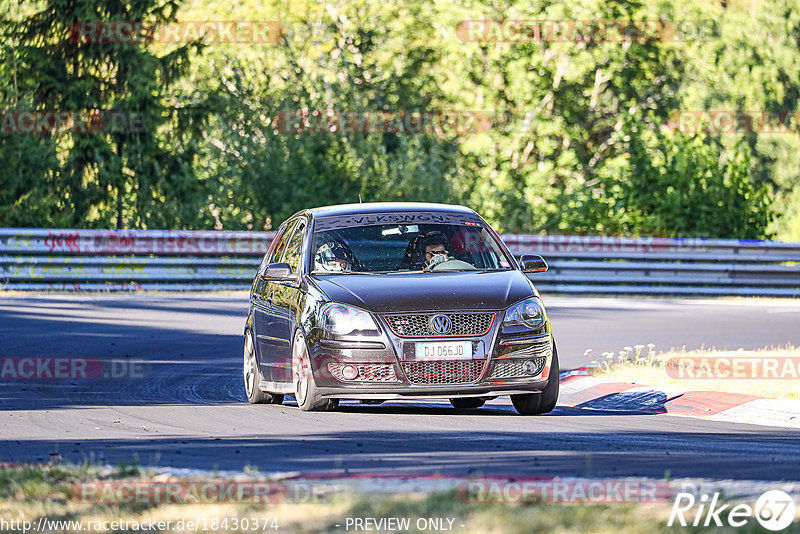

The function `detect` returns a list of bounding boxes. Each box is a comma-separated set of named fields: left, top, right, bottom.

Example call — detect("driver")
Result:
left=314, top=240, right=357, bottom=273
left=418, top=231, right=452, bottom=270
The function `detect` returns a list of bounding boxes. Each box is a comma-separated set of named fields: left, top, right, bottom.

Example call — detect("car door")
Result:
left=268, top=218, right=307, bottom=382
left=252, top=219, right=297, bottom=381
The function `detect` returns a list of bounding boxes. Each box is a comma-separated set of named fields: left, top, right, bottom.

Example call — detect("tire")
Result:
left=244, top=332, right=284, bottom=405
left=292, top=331, right=337, bottom=412
left=449, top=398, right=486, bottom=410
left=511, top=343, right=560, bottom=415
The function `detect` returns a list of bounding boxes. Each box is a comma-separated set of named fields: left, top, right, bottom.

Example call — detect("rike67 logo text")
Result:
left=669, top=490, right=796, bottom=531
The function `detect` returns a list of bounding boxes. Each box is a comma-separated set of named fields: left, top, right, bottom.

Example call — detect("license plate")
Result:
left=415, top=341, right=472, bottom=361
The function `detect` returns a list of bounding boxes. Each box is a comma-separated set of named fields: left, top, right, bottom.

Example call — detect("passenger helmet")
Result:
left=314, top=240, right=356, bottom=272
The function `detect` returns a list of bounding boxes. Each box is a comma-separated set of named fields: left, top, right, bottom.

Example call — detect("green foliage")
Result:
left=193, top=1, right=460, bottom=229
left=1, top=0, right=208, bottom=229
left=609, top=116, right=773, bottom=238
left=445, top=0, right=687, bottom=234
left=2, top=0, right=796, bottom=238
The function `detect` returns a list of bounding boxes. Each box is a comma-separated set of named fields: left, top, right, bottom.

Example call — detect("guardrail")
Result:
left=1, top=229, right=799, bottom=296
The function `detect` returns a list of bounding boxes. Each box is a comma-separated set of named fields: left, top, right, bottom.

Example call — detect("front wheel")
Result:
left=511, top=343, right=560, bottom=415
left=293, top=331, right=337, bottom=412
left=244, top=332, right=284, bottom=405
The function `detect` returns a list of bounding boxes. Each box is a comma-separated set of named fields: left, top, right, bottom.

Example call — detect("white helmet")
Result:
left=314, top=240, right=356, bottom=272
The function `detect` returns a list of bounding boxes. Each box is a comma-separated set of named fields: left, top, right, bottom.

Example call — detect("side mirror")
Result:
left=260, top=262, right=296, bottom=281
left=520, top=254, right=548, bottom=273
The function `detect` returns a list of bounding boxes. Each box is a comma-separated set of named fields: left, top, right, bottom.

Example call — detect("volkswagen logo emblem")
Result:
left=429, top=314, right=452, bottom=335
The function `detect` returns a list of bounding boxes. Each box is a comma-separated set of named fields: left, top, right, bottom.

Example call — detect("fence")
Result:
left=1, top=229, right=800, bottom=296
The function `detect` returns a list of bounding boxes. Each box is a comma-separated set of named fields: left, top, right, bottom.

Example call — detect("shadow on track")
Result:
left=2, top=428, right=799, bottom=481
left=0, top=297, right=246, bottom=410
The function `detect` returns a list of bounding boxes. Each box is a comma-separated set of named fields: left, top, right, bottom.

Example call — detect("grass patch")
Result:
left=589, top=345, right=800, bottom=399
left=1, top=464, right=798, bottom=533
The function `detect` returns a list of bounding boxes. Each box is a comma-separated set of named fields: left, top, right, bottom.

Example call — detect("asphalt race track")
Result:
left=1, top=293, right=800, bottom=480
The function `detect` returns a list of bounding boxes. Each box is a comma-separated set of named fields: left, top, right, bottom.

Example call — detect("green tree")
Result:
left=434, top=0, right=686, bottom=233
left=603, top=114, right=773, bottom=238
left=194, top=0, right=460, bottom=229
left=1, top=0, right=791, bottom=239
left=1, top=0, right=208, bottom=229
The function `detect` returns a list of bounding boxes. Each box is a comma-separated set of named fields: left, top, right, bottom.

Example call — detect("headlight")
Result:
left=321, top=303, right=380, bottom=336
left=503, top=297, right=546, bottom=329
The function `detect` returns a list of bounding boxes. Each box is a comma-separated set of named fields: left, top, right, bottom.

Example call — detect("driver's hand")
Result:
left=425, top=251, right=451, bottom=270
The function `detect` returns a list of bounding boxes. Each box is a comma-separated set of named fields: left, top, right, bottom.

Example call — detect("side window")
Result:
left=270, top=219, right=298, bottom=263
left=256, top=252, right=270, bottom=278
left=280, top=221, right=306, bottom=273
left=259, top=220, right=297, bottom=276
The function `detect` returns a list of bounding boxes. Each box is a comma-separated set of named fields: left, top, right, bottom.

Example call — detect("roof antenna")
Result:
left=359, top=194, right=363, bottom=203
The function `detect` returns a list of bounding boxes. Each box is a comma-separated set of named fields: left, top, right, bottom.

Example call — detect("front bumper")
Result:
left=307, top=311, right=553, bottom=399
left=317, top=383, right=548, bottom=400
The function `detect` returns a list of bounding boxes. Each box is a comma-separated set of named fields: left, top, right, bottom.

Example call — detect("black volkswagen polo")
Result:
left=243, top=202, right=559, bottom=414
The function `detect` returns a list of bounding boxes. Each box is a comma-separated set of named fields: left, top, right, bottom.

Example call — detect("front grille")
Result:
left=401, top=360, right=486, bottom=385
left=328, top=363, right=399, bottom=382
left=488, top=357, right=546, bottom=379
left=384, top=313, right=494, bottom=337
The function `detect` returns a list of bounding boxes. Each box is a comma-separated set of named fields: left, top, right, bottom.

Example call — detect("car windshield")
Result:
left=310, top=212, right=515, bottom=274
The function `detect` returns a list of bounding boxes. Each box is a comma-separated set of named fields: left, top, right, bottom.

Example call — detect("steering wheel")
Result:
left=431, top=259, right=478, bottom=271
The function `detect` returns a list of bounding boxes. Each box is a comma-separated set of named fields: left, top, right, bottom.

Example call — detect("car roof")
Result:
left=302, top=202, right=478, bottom=218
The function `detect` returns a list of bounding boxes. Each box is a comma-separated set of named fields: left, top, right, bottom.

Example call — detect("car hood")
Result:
left=310, top=270, right=533, bottom=313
